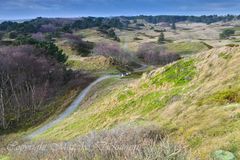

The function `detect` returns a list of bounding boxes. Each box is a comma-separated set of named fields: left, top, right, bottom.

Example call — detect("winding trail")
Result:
left=27, top=50, right=148, bottom=139
left=27, top=75, right=120, bottom=139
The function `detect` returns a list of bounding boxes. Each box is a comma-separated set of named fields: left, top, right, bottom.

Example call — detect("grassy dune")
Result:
left=35, top=46, right=240, bottom=159
left=66, top=55, right=120, bottom=75
left=55, top=37, right=120, bottom=75
left=164, top=41, right=211, bottom=55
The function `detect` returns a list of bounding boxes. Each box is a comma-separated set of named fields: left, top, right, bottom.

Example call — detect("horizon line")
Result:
left=1, top=13, right=240, bottom=21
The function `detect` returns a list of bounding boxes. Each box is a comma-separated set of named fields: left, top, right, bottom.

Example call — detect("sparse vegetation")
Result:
left=107, top=29, right=120, bottom=42
left=98, top=28, right=120, bottom=42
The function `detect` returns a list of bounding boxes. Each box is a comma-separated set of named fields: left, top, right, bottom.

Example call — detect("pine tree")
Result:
left=158, top=32, right=165, bottom=44
left=171, top=22, right=176, bottom=30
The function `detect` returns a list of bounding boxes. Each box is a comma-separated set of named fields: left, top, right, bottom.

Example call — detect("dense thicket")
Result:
left=15, top=36, right=68, bottom=63
left=0, top=45, right=94, bottom=132
left=0, top=17, right=74, bottom=33
left=137, top=43, right=180, bottom=65
left=126, top=15, right=238, bottom=24
left=93, top=42, right=133, bottom=66
left=0, top=45, right=67, bottom=130
left=72, top=17, right=127, bottom=29
left=0, top=17, right=127, bottom=33
left=0, top=15, right=239, bottom=37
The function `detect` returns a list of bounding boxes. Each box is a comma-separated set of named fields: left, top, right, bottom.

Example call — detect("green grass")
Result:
left=165, top=41, right=210, bottom=55
left=198, top=86, right=240, bottom=106
left=117, top=89, right=135, bottom=101
left=219, top=52, right=233, bottom=60
left=150, top=59, right=196, bottom=86
left=233, top=27, right=240, bottom=31
left=0, top=155, right=10, bottom=160
left=188, top=136, right=203, bottom=148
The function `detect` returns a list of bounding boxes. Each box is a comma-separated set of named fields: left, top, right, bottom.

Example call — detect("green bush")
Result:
left=15, top=35, right=67, bottom=63
left=220, top=29, right=235, bottom=39
left=8, top=31, right=18, bottom=39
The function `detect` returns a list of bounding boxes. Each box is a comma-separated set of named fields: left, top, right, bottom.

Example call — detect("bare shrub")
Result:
left=31, top=32, right=46, bottom=41
left=39, top=24, right=57, bottom=33
left=136, top=43, right=157, bottom=60
left=10, top=125, right=188, bottom=160
left=137, top=43, right=181, bottom=65
left=93, top=42, right=133, bottom=66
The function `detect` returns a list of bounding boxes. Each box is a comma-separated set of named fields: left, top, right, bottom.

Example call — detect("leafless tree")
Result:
left=39, top=24, right=57, bottom=33
left=93, top=42, right=133, bottom=66
left=0, top=45, right=66, bottom=130
left=137, top=43, right=180, bottom=65
left=31, top=32, right=46, bottom=41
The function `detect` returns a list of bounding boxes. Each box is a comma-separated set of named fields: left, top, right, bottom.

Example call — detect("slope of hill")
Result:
left=2, top=18, right=240, bottom=160
left=36, top=46, right=240, bottom=159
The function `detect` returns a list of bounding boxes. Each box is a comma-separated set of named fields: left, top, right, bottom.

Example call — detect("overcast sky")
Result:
left=0, top=0, right=240, bottom=19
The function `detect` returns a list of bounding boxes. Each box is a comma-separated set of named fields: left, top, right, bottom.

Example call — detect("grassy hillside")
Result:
left=35, top=46, right=240, bottom=159
left=164, top=41, right=211, bottom=55
left=55, top=37, right=120, bottom=75
left=66, top=55, right=120, bottom=75
left=3, top=18, right=240, bottom=160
